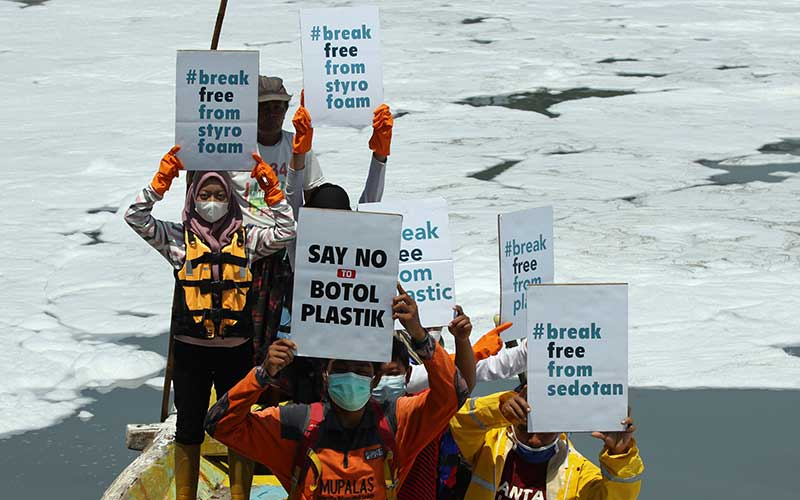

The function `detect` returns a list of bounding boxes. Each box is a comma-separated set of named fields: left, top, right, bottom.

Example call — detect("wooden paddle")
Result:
left=160, top=0, right=230, bottom=423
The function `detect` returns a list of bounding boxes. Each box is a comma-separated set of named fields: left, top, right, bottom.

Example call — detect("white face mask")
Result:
left=195, top=201, right=228, bottom=223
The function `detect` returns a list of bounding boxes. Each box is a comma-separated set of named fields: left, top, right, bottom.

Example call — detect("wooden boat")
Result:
left=101, top=415, right=287, bottom=500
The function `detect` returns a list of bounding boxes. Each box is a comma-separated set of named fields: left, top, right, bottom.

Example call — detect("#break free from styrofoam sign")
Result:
left=498, top=206, right=554, bottom=339
left=290, top=207, right=402, bottom=362
left=526, top=284, right=628, bottom=433
left=175, top=50, right=258, bottom=171
left=300, top=6, right=383, bottom=128
left=360, top=198, right=455, bottom=328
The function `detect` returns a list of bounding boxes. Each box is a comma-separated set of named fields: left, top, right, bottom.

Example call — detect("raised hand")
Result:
left=591, top=409, right=637, bottom=455
left=250, top=153, right=284, bottom=205
left=471, top=322, right=512, bottom=361
left=448, top=305, right=472, bottom=341
left=292, top=90, right=313, bottom=155
left=393, top=283, right=424, bottom=340
left=151, top=145, right=184, bottom=195
left=263, top=339, right=297, bottom=377
left=369, top=104, right=393, bottom=159
left=500, top=389, right=531, bottom=426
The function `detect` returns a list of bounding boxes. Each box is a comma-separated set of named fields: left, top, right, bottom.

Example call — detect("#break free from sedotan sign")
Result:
left=498, top=206, right=554, bottom=340
left=360, top=197, right=456, bottom=328
left=290, top=207, right=402, bottom=362
left=526, top=283, right=628, bottom=433
left=300, top=6, right=383, bottom=128
left=175, top=50, right=258, bottom=171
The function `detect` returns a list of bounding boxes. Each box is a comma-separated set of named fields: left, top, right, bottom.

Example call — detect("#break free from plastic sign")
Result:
left=175, top=50, right=258, bottom=171
left=290, top=208, right=402, bottom=362
left=300, top=6, right=383, bottom=128
left=526, top=284, right=628, bottom=433
left=360, top=198, right=455, bottom=328
left=499, top=206, right=554, bottom=339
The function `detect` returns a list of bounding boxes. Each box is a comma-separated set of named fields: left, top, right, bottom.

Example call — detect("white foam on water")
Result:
left=1, top=0, right=799, bottom=436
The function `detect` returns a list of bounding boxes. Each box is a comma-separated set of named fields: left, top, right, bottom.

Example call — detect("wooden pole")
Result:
left=160, top=0, right=230, bottom=422
left=210, top=0, right=229, bottom=50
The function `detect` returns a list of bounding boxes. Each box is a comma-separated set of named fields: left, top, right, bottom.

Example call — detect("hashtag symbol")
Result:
left=310, top=25, right=321, bottom=41
left=504, top=240, right=512, bottom=257
left=185, top=69, right=197, bottom=85
left=532, top=323, right=544, bottom=340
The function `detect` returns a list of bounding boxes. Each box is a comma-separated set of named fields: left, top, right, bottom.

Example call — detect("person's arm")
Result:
left=285, top=158, right=306, bottom=219
left=123, top=146, right=186, bottom=269
left=205, top=339, right=299, bottom=482
left=286, top=91, right=313, bottom=218
left=574, top=416, right=644, bottom=499
left=449, top=305, right=476, bottom=392
left=358, top=155, right=386, bottom=203
left=247, top=153, right=296, bottom=260
left=359, top=104, right=392, bottom=203
left=475, top=338, right=527, bottom=382
left=392, top=286, right=469, bottom=474
left=448, top=391, right=517, bottom=462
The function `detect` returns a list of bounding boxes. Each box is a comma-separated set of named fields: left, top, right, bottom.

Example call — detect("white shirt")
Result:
left=407, top=339, right=528, bottom=394
left=228, top=130, right=325, bottom=226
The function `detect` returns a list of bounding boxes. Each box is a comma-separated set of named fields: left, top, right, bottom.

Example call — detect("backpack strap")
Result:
left=370, top=400, right=400, bottom=500
left=288, top=402, right=325, bottom=500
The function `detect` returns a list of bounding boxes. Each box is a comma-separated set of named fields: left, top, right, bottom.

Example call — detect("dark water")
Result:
left=456, top=88, right=637, bottom=118
left=1, top=368, right=797, bottom=499
left=469, top=160, right=521, bottom=181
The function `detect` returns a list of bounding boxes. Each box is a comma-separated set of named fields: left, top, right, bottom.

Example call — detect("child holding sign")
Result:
left=124, top=147, right=296, bottom=500
left=205, top=285, right=469, bottom=500
left=450, top=388, right=644, bottom=500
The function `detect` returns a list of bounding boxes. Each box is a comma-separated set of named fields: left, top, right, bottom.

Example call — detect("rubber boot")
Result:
left=174, top=442, right=201, bottom=500
left=228, top=449, right=254, bottom=500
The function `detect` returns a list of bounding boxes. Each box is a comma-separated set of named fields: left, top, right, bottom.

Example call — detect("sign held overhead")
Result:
left=300, top=6, right=383, bottom=128
left=175, top=50, right=258, bottom=171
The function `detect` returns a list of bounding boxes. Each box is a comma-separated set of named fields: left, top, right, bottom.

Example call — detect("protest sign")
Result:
left=175, top=50, right=258, bottom=171
left=526, top=284, right=628, bottom=433
left=360, top=198, right=455, bottom=327
left=290, top=208, right=402, bottom=362
left=498, top=206, right=554, bottom=339
left=300, top=6, right=383, bottom=128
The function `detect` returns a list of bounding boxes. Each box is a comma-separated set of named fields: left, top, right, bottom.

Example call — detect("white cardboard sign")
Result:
left=175, top=50, right=258, bottom=171
left=300, top=6, right=383, bottom=128
left=526, top=284, right=628, bottom=433
left=290, top=208, right=402, bottom=362
left=498, top=206, right=554, bottom=339
left=360, top=198, right=455, bottom=327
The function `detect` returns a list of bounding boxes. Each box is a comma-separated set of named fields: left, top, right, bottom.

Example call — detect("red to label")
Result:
left=337, top=268, right=357, bottom=279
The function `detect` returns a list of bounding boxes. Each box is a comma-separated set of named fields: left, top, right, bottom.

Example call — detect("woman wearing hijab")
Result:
left=124, top=146, right=296, bottom=500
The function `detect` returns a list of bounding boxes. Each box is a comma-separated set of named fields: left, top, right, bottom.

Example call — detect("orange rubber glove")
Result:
left=250, top=153, right=285, bottom=206
left=150, top=145, right=184, bottom=195
left=368, top=104, right=393, bottom=158
left=472, top=322, right=512, bottom=361
left=292, top=90, right=313, bottom=155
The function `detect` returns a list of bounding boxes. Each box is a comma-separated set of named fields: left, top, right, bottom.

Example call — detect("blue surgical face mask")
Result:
left=512, top=429, right=558, bottom=464
left=372, top=374, right=407, bottom=403
left=327, top=372, right=373, bottom=411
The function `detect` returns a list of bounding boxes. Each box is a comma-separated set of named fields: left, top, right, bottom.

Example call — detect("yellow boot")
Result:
left=228, top=449, right=254, bottom=500
left=174, top=442, right=201, bottom=500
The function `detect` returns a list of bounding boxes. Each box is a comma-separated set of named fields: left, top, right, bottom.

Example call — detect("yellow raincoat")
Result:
left=450, top=391, right=644, bottom=500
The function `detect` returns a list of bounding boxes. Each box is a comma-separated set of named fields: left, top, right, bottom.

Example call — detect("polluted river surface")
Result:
left=2, top=0, right=800, bottom=497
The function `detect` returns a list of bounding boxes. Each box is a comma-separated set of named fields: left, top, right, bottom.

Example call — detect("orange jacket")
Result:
left=205, top=336, right=468, bottom=500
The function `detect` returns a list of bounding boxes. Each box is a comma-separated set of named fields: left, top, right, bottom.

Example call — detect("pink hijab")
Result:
left=182, top=172, right=243, bottom=251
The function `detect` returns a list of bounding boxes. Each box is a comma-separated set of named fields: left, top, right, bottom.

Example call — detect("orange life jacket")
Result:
left=172, top=228, right=253, bottom=339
